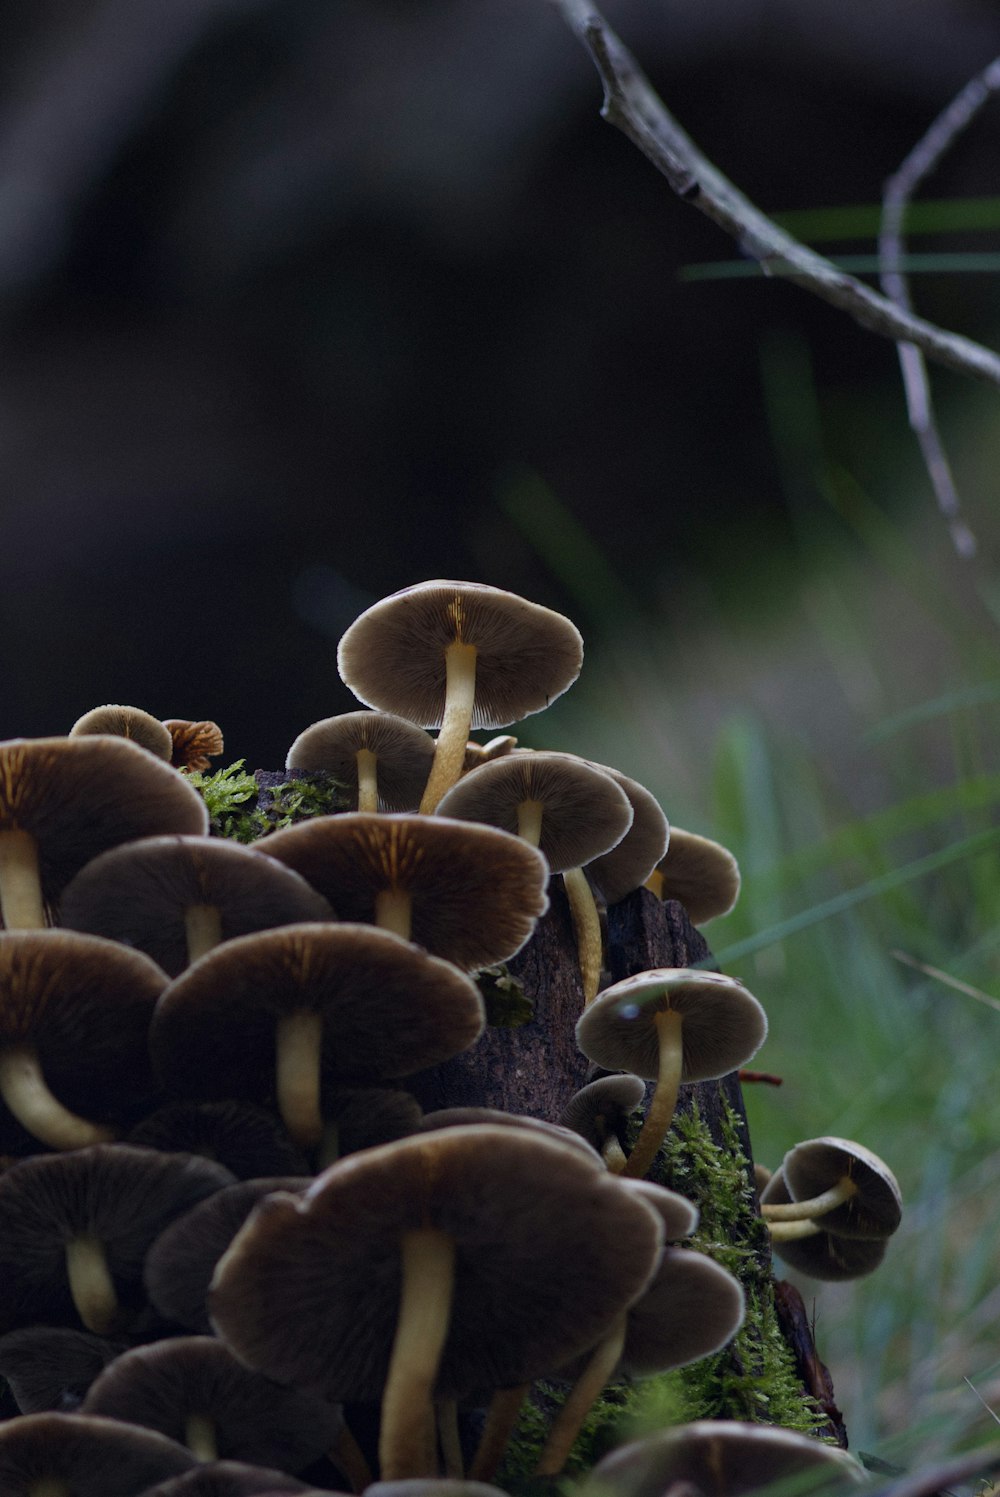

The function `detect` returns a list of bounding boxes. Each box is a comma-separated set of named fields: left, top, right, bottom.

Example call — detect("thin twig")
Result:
left=880, top=57, right=1000, bottom=558
left=551, top=0, right=1000, bottom=389
left=891, top=948, right=1000, bottom=1015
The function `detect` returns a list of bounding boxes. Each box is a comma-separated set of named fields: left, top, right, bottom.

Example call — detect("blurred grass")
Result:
left=500, top=324, right=1000, bottom=1464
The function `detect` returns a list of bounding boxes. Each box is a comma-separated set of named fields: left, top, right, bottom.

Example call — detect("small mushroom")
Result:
left=645, top=828, right=741, bottom=925
left=286, top=712, right=436, bottom=813
left=0, top=1324, right=123, bottom=1413
left=559, top=1074, right=647, bottom=1173
left=337, top=581, right=583, bottom=812
left=163, top=720, right=226, bottom=773
left=762, top=1136, right=902, bottom=1239
left=760, top=1169, right=889, bottom=1280
left=0, top=1411, right=197, bottom=1496
left=70, top=704, right=173, bottom=761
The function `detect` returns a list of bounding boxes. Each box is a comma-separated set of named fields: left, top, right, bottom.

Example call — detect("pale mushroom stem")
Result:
left=0, top=1046, right=114, bottom=1150
left=644, top=869, right=665, bottom=899
left=184, top=1414, right=218, bottom=1462
left=318, top=1119, right=341, bottom=1170
left=623, top=1007, right=685, bottom=1179
left=761, top=1178, right=857, bottom=1222
left=379, top=1226, right=457, bottom=1480
left=356, top=748, right=380, bottom=813
left=275, top=1010, right=325, bottom=1148
left=469, top=1384, right=530, bottom=1482
left=0, top=827, right=46, bottom=929
left=601, top=1131, right=629, bottom=1175
left=65, top=1234, right=120, bottom=1334
left=329, top=1421, right=374, bottom=1494
left=767, top=1219, right=824, bottom=1241
left=534, top=1315, right=628, bottom=1476
left=419, top=641, right=479, bottom=814
left=515, top=799, right=545, bottom=847
left=184, top=904, right=223, bottom=965
left=374, top=887, right=413, bottom=941
left=437, top=1398, right=464, bottom=1478
left=563, top=866, right=604, bottom=1006
left=30, top=1481, right=68, bottom=1497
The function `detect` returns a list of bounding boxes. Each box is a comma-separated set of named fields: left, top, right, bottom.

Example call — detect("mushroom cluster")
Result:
left=0, top=581, right=898, bottom=1497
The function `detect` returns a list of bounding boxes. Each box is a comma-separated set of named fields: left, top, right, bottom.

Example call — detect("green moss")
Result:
left=185, top=760, right=348, bottom=843
left=478, top=964, right=534, bottom=1027
left=498, top=1098, right=826, bottom=1493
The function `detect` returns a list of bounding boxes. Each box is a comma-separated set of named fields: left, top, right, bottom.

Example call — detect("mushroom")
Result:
left=336, top=581, right=583, bottom=812
left=575, top=968, right=767, bottom=1180
left=286, top=712, right=435, bottom=812
left=136, top=1464, right=338, bottom=1496
left=760, top=1169, right=889, bottom=1280
left=149, top=923, right=484, bottom=1151
left=0, top=1412, right=197, bottom=1497
left=0, top=735, right=207, bottom=929
left=559, top=1074, right=647, bottom=1173
left=761, top=1137, right=902, bottom=1239
left=644, top=828, right=741, bottom=925
left=209, top=1124, right=663, bottom=1481
left=0, top=1324, right=123, bottom=1413
left=69, top=704, right=174, bottom=761
left=259, top=814, right=548, bottom=970
left=60, top=835, right=334, bottom=974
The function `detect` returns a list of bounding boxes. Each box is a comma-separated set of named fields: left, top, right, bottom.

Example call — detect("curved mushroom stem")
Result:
left=419, top=641, right=479, bottom=814
left=0, top=1046, right=114, bottom=1150
left=562, top=866, right=604, bottom=1006
left=0, top=827, right=46, bottom=929
left=356, top=748, right=380, bottom=813
left=184, top=904, right=223, bottom=965
left=761, top=1178, right=857, bottom=1222
left=184, top=1414, right=218, bottom=1462
left=65, top=1234, right=120, bottom=1334
left=437, top=1398, right=464, bottom=1478
left=534, top=1315, right=628, bottom=1476
left=623, top=1008, right=684, bottom=1180
left=275, top=1010, right=325, bottom=1149
left=767, top=1219, right=824, bottom=1241
left=380, top=1226, right=456, bottom=1480
left=374, top=887, right=413, bottom=941
left=469, top=1384, right=530, bottom=1482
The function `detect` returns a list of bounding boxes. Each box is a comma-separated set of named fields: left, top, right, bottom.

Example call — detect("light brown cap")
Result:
left=760, top=1169, right=889, bottom=1281
left=437, top=753, right=632, bottom=873
left=209, top=1124, right=663, bottom=1399
left=0, top=1411, right=197, bottom=1496
left=782, top=1136, right=902, bottom=1240
left=69, top=705, right=173, bottom=761
left=337, top=581, right=583, bottom=729
left=616, top=1178, right=699, bottom=1242
left=584, top=1420, right=865, bottom=1497
left=649, top=828, right=741, bottom=924
left=575, top=968, right=767, bottom=1082
left=260, top=814, right=549, bottom=969
left=617, top=1246, right=744, bottom=1376
left=163, top=720, right=226, bottom=772
left=286, top=712, right=435, bottom=812
left=60, top=835, right=334, bottom=976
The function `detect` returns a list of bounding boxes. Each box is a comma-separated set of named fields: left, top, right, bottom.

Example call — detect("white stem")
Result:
left=184, top=904, right=223, bottom=965
left=535, top=1316, right=628, bottom=1475
left=623, top=1007, right=684, bottom=1179
left=374, top=887, right=413, bottom=941
left=419, top=641, right=478, bottom=814
left=0, top=1046, right=114, bottom=1150
left=768, top=1218, right=824, bottom=1241
left=0, top=827, right=46, bottom=928
left=438, top=1398, right=464, bottom=1478
left=379, top=1227, right=456, bottom=1480
left=356, top=748, right=379, bottom=813
left=65, top=1235, right=119, bottom=1334
left=469, top=1384, right=530, bottom=1483
left=275, top=1010, right=324, bottom=1148
left=184, top=1414, right=218, bottom=1462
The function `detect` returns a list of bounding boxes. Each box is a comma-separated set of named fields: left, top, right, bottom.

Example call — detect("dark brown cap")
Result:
left=647, top=828, right=741, bottom=925
left=0, top=1411, right=197, bottom=1496
left=136, top=1463, right=335, bottom=1496
left=128, top=1101, right=311, bottom=1180
left=760, top=1169, right=889, bottom=1281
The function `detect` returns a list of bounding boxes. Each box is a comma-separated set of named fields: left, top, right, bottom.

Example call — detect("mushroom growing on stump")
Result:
left=286, top=712, right=436, bottom=813
left=575, top=968, right=768, bottom=1180
left=560, top=1074, right=647, bottom=1173
left=760, top=1168, right=890, bottom=1280
left=208, top=1124, right=663, bottom=1482
left=336, top=581, right=584, bottom=813
left=0, top=735, right=207, bottom=930
left=645, top=828, right=741, bottom=926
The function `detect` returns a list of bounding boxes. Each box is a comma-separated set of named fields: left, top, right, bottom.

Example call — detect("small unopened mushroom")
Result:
left=337, top=581, right=584, bottom=813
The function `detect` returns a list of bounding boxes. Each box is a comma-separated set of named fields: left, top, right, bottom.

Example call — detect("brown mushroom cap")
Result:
left=127, top=1101, right=310, bottom=1180
left=537, top=756, right=670, bottom=904
left=436, top=753, right=632, bottom=874
left=0, top=1144, right=235, bottom=1336
left=0, top=929, right=170, bottom=1152
left=583, top=1420, right=865, bottom=1497
left=137, top=1464, right=336, bottom=1496
left=145, top=1178, right=313, bottom=1334
left=82, top=1335, right=342, bottom=1472
left=0, top=735, right=208, bottom=929
left=336, top=582, right=583, bottom=730
left=779, top=1136, right=902, bottom=1240
left=259, top=815, right=548, bottom=969
left=70, top=705, right=174, bottom=761
left=149, top=923, right=485, bottom=1112
left=286, top=712, right=435, bottom=812
left=419, top=1107, right=601, bottom=1166
left=575, top=969, right=768, bottom=1084
left=59, top=835, right=334, bottom=976
left=0, top=1410, right=198, bottom=1496
left=617, top=1246, right=745, bottom=1376
left=559, top=1075, right=647, bottom=1164
left=0, top=1324, right=123, bottom=1413
left=647, top=828, right=741, bottom=925
left=209, top=1125, right=663, bottom=1401
left=163, top=720, right=226, bottom=773
left=760, top=1169, right=889, bottom=1281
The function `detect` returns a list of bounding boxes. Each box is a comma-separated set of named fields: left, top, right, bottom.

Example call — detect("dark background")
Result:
left=3, top=0, right=1000, bottom=768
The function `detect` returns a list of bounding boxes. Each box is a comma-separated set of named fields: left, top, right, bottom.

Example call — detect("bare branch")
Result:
left=880, top=57, right=1000, bottom=558
left=552, top=0, right=1000, bottom=390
